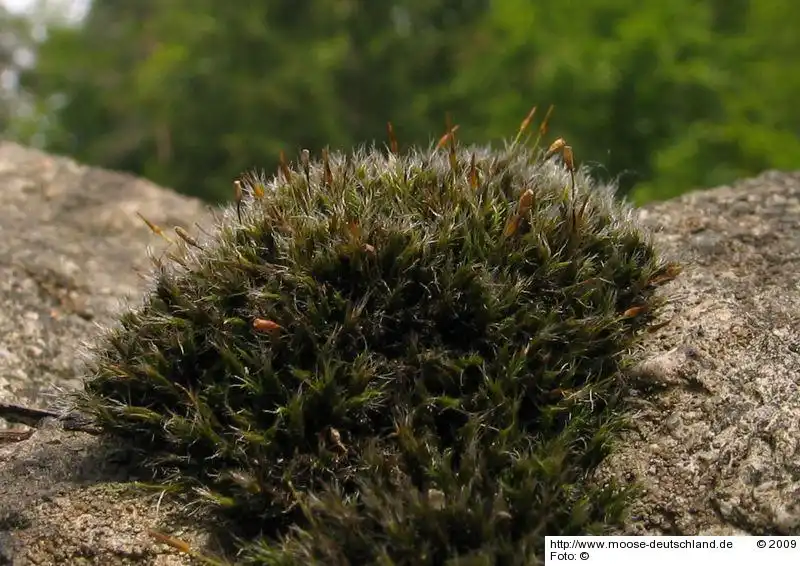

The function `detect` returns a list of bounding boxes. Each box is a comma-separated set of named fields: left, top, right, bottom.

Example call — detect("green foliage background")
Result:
left=2, top=0, right=799, bottom=204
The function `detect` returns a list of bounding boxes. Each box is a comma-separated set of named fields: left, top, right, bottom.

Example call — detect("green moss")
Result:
left=75, top=138, right=678, bottom=565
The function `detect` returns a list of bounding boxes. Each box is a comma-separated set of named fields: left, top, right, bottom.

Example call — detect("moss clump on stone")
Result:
left=75, top=130, right=678, bottom=565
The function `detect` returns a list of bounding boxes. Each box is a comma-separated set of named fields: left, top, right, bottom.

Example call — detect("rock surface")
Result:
left=0, top=142, right=798, bottom=563
left=599, top=170, right=800, bottom=535
left=0, top=141, right=214, bottom=565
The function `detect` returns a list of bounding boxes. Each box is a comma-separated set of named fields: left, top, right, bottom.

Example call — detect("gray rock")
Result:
left=0, top=141, right=210, bottom=410
left=0, top=142, right=214, bottom=565
left=597, top=171, right=800, bottom=535
left=0, top=141, right=798, bottom=563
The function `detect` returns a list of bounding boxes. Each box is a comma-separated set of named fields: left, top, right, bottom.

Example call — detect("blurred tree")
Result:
left=636, top=0, right=800, bottom=202
left=451, top=0, right=800, bottom=202
left=449, top=0, right=736, bottom=198
left=0, top=6, right=35, bottom=135
left=10, top=0, right=800, bottom=203
left=18, top=0, right=486, bottom=201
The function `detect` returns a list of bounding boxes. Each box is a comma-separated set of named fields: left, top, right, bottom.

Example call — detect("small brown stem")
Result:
left=0, top=402, right=59, bottom=427
left=0, top=429, right=34, bottom=444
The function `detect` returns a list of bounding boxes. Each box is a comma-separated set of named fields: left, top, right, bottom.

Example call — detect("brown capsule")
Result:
left=468, top=152, right=478, bottom=188
left=387, top=122, right=398, bottom=155
left=435, top=125, right=459, bottom=151
left=622, top=305, right=647, bottom=318
left=517, top=188, right=535, bottom=216
left=512, top=105, right=537, bottom=147
left=174, top=226, right=202, bottom=249
left=448, top=142, right=458, bottom=174
left=503, top=189, right=534, bottom=238
left=253, top=318, right=281, bottom=333
left=564, top=145, right=577, bottom=203
left=503, top=215, right=521, bottom=238
left=519, top=105, right=537, bottom=135
left=562, top=145, right=575, bottom=172
left=544, top=138, right=567, bottom=160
